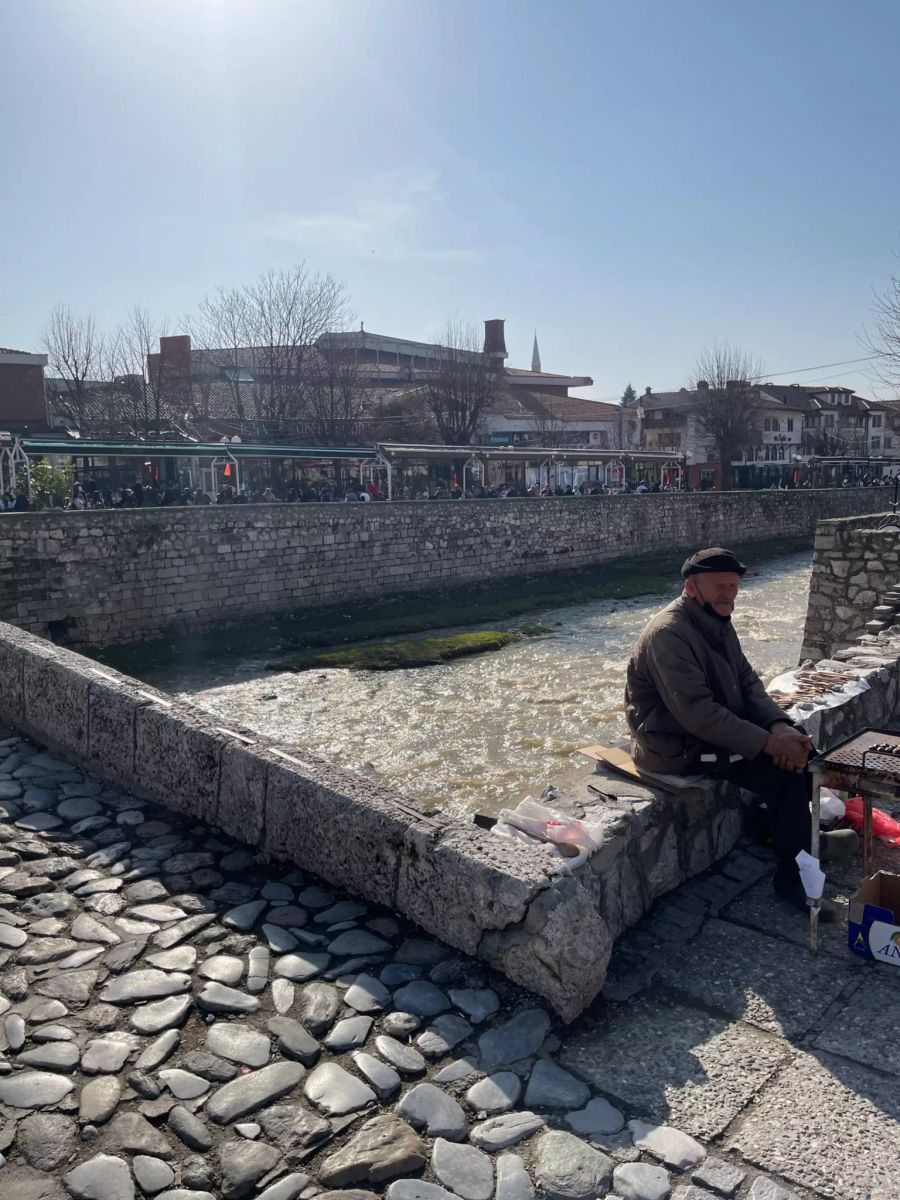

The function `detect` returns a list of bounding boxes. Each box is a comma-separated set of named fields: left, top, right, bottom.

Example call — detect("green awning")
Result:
left=22, top=439, right=377, bottom=461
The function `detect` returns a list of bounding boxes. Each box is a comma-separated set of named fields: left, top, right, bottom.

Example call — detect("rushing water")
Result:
left=136, top=550, right=813, bottom=821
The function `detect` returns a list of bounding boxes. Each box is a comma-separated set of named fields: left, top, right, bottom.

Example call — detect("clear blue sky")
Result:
left=3, top=0, right=900, bottom=399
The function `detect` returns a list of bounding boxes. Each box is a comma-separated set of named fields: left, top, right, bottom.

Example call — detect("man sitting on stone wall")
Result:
left=624, top=547, right=856, bottom=917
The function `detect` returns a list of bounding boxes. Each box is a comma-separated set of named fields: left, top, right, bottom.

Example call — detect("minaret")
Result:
left=531, top=331, right=542, bottom=373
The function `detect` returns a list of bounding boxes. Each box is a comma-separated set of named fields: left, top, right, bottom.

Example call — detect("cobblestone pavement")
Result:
left=0, top=730, right=898, bottom=1200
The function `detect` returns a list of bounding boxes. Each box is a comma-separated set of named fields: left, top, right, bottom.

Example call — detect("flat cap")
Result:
left=681, top=547, right=747, bottom=579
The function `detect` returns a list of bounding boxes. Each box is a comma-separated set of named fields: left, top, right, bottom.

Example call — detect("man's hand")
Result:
left=764, top=722, right=814, bottom=773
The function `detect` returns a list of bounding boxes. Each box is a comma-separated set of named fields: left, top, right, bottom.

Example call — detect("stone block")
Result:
left=479, top=875, right=611, bottom=1023
left=675, top=786, right=717, bottom=829
left=396, top=821, right=549, bottom=956
left=87, top=674, right=148, bottom=782
left=217, top=737, right=268, bottom=846
left=640, top=823, right=681, bottom=899
left=600, top=856, right=650, bottom=941
left=134, top=701, right=223, bottom=824
left=710, top=805, right=743, bottom=860
left=684, top=827, right=714, bottom=878
left=22, top=643, right=91, bottom=756
left=725, top=1050, right=900, bottom=1199
left=657, top=919, right=859, bottom=1039
left=0, top=620, right=30, bottom=725
left=264, top=755, right=411, bottom=910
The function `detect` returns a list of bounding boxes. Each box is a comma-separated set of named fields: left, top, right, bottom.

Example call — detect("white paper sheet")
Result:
left=796, top=850, right=826, bottom=900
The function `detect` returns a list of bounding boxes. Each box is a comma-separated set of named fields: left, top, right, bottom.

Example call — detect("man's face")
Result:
left=686, top=571, right=741, bottom=618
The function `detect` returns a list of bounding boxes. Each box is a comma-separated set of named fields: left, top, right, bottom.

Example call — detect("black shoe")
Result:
left=773, top=877, right=838, bottom=922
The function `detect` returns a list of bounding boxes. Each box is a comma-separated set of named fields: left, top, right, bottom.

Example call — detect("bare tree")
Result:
left=864, top=258, right=900, bottom=390
left=107, top=306, right=178, bottom=435
left=303, top=335, right=370, bottom=445
left=421, top=320, right=500, bottom=445
left=188, top=286, right=251, bottom=422
left=42, top=305, right=103, bottom=427
left=526, top=395, right=566, bottom=447
left=688, top=342, right=764, bottom=490
left=188, top=265, right=351, bottom=429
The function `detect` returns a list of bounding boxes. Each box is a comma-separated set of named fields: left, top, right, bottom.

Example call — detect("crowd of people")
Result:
left=2, top=467, right=898, bottom=512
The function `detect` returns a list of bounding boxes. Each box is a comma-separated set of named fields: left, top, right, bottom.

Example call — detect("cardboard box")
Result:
left=848, top=871, right=900, bottom=966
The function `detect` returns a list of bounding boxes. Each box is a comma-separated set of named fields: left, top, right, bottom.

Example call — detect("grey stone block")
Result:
left=479, top=877, right=611, bottom=1024
left=134, top=701, right=223, bottom=824
left=0, top=622, right=29, bottom=725
left=656, top=918, right=860, bottom=1039
left=87, top=676, right=146, bottom=782
left=396, top=822, right=547, bottom=957
left=23, top=644, right=90, bottom=755
left=217, top=739, right=268, bottom=846
left=264, top=755, right=413, bottom=910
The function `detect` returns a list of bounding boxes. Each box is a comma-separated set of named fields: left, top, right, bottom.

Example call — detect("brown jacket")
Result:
left=624, top=593, right=790, bottom=773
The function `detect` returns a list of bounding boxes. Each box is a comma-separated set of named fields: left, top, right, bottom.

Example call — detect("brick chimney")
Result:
left=696, top=380, right=709, bottom=391
left=483, top=319, right=508, bottom=364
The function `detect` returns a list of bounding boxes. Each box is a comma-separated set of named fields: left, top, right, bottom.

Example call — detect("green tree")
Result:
left=621, top=383, right=637, bottom=405
left=30, top=462, right=75, bottom=510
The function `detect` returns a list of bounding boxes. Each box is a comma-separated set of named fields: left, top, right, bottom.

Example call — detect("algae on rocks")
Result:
left=269, top=630, right=525, bottom=672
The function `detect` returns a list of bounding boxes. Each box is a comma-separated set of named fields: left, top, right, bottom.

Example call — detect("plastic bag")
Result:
left=767, top=670, right=801, bottom=696
left=844, top=796, right=900, bottom=845
left=492, top=797, right=606, bottom=871
left=497, top=799, right=590, bottom=852
left=819, top=787, right=846, bottom=823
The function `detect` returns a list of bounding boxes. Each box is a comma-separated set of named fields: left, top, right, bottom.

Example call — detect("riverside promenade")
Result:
left=0, top=727, right=897, bottom=1200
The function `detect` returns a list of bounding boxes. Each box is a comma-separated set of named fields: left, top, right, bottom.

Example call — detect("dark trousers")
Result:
left=708, top=756, right=811, bottom=889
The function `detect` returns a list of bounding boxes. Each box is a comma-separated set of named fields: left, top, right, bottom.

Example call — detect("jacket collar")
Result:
left=674, top=591, right=732, bottom=646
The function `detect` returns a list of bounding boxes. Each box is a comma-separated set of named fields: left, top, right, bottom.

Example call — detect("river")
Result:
left=132, top=550, right=813, bottom=821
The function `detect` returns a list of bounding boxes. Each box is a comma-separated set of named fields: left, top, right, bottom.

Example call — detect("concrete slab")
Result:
left=726, top=1049, right=900, bottom=1200
left=656, top=918, right=860, bottom=1038
left=721, top=879, right=855, bottom=961
left=558, top=996, right=788, bottom=1141
left=813, top=973, right=900, bottom=1076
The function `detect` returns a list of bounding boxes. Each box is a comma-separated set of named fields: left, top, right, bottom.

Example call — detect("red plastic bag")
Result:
left=844, top=796, right=900, bottom=845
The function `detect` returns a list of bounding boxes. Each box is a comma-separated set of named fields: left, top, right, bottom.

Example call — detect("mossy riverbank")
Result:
left=91, top=534, right=812, bottom=680
left=273, top=629, right=528, bottom=672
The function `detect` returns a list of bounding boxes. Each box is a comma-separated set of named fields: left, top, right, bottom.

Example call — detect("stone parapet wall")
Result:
left=571, top=776, right=745, bottom=944
left=0, top=488, right=886, bottom=648
left=570, top=632, right=900, bottom=946
left=800, top=512, right=898, bottom=661
left=1, top=611, right=896, bottom=1018
left=0, top=620, right=610, bottom=1021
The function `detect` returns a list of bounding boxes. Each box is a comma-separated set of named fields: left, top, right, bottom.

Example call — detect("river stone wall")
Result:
left=1, top=608, right=896, bottom=1018
left=0, top=619, right=611, bottom=1021
left=0, top=488, right=885, bottom=647
left=800, top=512, right=899, bottom=661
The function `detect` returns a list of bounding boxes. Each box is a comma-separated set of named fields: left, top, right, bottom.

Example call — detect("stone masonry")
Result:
left=2, top=593, right=899, bottom=1024
left=800, top=511, right=899, bottom=661
left=0, top=725, right=897, bottom=1200
left=0, top=489, right=885, bottom=648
